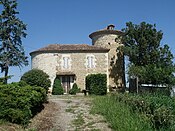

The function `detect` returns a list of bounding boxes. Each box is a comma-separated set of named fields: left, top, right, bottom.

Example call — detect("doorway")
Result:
left=59, top=75, right=74, bottom=93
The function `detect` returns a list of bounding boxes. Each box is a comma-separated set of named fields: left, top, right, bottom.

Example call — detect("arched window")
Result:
left=61, top=55, right=71, bottom=69
left=63, top=57, right=69, bottom=69
left=86, top=55, right=95, bottom=68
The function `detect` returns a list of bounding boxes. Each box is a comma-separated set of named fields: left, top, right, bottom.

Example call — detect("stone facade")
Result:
left=31, top=51, right=108, bottom=92
left=89, top=25, right=125, bottom=90
left=30, top=25, right=125, bottom=93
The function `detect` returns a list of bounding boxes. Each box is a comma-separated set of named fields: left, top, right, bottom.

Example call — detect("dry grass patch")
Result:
left=27, top=101, right=59, bottom=131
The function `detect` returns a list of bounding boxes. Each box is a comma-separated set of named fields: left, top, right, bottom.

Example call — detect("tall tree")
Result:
left=0, top=0, right=28, bottom=84
left=122, top=22, right=175, bottom=86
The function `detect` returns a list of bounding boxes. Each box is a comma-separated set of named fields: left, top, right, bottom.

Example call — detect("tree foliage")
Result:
left=21, top=69, right=51, bottom=92
left=122, top=22, right=175, bottom=86
left=52, top=76, right=64, bottom=95
left=0, top=0, right=28, bottom=84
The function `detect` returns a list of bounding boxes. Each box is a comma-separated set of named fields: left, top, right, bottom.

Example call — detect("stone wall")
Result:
left=31, top=52, right=108, bottom=91
left=31, top=53, right=57, bottom=88
left=91, top=34, right=125, bottom=89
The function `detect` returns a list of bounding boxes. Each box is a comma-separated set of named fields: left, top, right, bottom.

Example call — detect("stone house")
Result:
left=30, top=25, right=125, bottom=93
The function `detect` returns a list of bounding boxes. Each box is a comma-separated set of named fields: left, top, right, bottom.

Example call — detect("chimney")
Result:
left=107, top=24, right=115, bottom=30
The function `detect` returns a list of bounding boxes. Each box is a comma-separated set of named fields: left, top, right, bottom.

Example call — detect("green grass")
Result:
left=65, top=105, right=80, bottom=114
left=28, top=129, right=37, bottom=131
left=115, top=93, right=175, bottom=130
left=91, top=95, right=152, bottom=131
left=72, top=113, right=85, bottom=127
left=65, top=108, right=75, bottom=113
left=90, top=129, right=100, bottom=131
left=85, top=121, right=95, bottom=128
left=66, top=100, right=72, bottom=103
left=0, top=119, right=7, bottom=125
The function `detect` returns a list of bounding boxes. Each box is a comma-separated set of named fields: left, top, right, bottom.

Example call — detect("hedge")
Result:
left=0, top=82, right=47, bottom=126
left=86, top=73, right=107, bottom=95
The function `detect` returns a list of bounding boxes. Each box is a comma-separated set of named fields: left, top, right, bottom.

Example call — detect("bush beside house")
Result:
left=0, top=82, right=47, bottom=126
left=69, top=83, right=79, bottom=95
left=52, top=77, right=64, bottom=95
left=21, top=69, right=51, bottom=93
left=86, top=73, right=107, bottom=95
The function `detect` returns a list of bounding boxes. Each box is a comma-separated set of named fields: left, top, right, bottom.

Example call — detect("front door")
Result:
left=61, top=76, right=71, bottom=93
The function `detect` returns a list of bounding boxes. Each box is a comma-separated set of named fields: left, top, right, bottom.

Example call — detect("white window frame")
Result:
left=63, top=57, right=69, bottom=69
left=86, top=55, right=95, bottom=68
left=61, top=55, right=71, bottom=69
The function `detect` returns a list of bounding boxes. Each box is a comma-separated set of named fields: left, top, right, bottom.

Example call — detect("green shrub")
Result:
left=113, top=93, right=175, bottom=130
left=0, top=75, right=13, bottom=84
left=21, top=69, right=51, bottom=92
left=52, top=77, right=64, bottom=95
left=86, top=74, right=107, bottom=95
left=0, top=82, right=47, bottom=126
left=69, top=83, right=79, bottom=95
left=18, top=80, right=28, bottom=87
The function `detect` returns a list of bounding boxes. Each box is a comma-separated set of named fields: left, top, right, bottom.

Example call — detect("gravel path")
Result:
left=28, top=95, right=111, bottom=131
left=50, top=95, right=111, bottom=131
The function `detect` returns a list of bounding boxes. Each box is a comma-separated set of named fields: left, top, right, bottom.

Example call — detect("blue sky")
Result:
left=1, top=0, right=175, bottom=82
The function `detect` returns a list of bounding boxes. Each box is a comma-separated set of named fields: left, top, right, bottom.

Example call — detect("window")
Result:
left=63, top=57, right=69, bottom=69
left=87, top=55, right=95, bottom=68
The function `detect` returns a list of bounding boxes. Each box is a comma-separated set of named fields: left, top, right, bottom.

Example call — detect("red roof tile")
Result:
left=89, top=29, right=124, bottom=39
left=30, top=44, right=109, bottom=55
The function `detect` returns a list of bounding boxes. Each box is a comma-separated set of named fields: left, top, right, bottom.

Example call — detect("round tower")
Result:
left=89, top=24, right=125, bottom=90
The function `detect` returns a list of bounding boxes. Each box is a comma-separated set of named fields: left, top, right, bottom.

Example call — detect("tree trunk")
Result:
left=3, top=66, right=9, bottom=84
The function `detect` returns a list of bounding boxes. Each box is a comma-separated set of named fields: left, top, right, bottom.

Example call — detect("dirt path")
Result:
left=28, top=95, right=111, bottom=131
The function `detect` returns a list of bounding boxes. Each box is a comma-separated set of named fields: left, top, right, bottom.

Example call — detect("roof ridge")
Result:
left=46, top=43, right=91, bottom=46
left=30, top=44, right=109, bottom=55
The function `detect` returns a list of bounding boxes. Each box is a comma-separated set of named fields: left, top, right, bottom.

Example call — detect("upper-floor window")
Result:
left=61, top=55, right=71, bottom=69
left=86, top=55, right=95, bottom=68
left=63, top=57, right=69, bottom=69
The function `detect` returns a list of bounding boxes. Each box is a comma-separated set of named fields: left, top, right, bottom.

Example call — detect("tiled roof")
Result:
left=89, top=29, right=124, bottom=39
left=30, top=44, right=109, bottom=55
